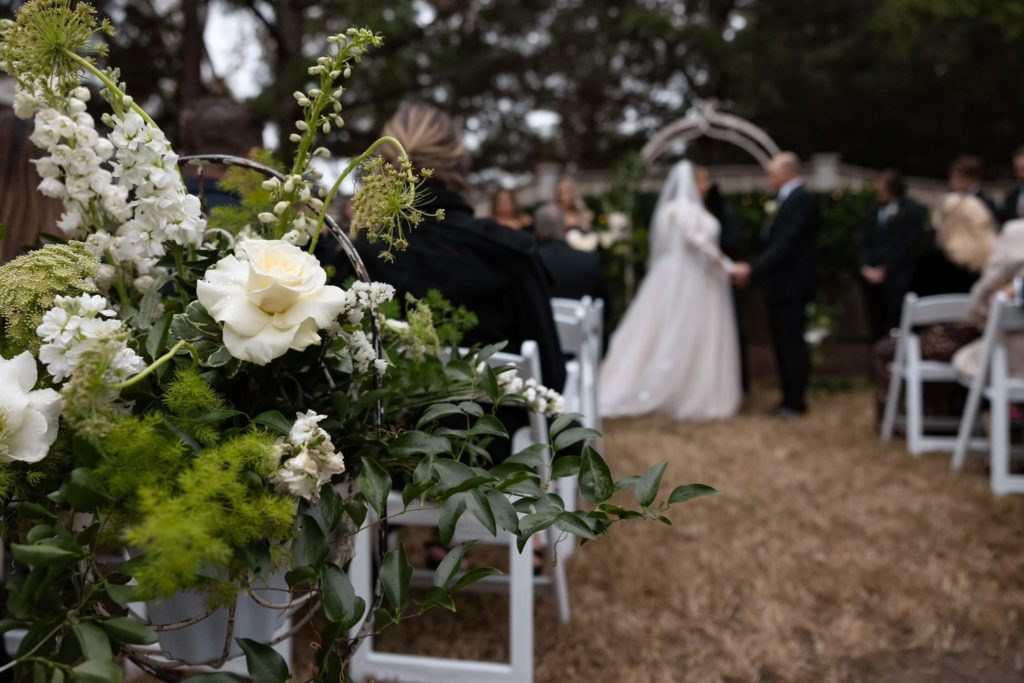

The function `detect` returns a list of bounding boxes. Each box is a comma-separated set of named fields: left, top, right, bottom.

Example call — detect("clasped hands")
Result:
left=730, top=262, right=752, bottom=286
left=860, top=265, right=886, bottom=285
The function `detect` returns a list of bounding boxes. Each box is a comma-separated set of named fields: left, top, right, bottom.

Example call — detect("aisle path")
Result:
left=377, top=389, right=1024, bottom=682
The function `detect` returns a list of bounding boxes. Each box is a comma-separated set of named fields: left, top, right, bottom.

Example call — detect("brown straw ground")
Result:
left=353, top=387, right=1024, bottom=682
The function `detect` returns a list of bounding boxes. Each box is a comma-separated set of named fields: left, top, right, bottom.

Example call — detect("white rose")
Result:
left=196, top=239, right=347, bottom=365
left=0, top=352, right=62, bottom=464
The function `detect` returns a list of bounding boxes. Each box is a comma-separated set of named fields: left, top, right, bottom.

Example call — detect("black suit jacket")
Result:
left=972, top=188, right=1000, bottom=223
left=860, top=198, right=925, bottom=291
left=1001, top=187, right=1024, bottom=224
left=332, top=184, right=566, bottom=391
left=751, top=185, right=818, bottom=302
left=537, top=239, right=606, bottom=301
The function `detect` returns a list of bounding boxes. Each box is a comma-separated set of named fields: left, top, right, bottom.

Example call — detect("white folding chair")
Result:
left=552, top=296, right=604, bottom=438
left=881, top=293, right=972, bottom=454
left=349, top=341, right=568, bottom=683
left=951, top=295, right=1024, bottom=494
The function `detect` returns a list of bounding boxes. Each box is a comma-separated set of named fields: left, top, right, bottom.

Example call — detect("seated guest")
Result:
left=335, top=103, right=566, bottom=391
left=999, top=146, right=1024, bottom=224
left=533, top=205, right=605, bottom=301
left=540, top=178, right=595, bottom=251
left=952, top=220, right=1024, bottom=379
left=859, top=170, right=926, bottom=341
left=948, top=155, right=999, bottom=224
left=491, top=189, right=532, bottom=231
left=871, top=193, right=997, bottom=427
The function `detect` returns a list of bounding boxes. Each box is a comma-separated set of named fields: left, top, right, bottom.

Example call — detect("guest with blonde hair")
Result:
left=339, top=103, right=566, bottom=391
left=491, top=189, right=532, bottom=231
left=0, top=108, right=63, bottom=262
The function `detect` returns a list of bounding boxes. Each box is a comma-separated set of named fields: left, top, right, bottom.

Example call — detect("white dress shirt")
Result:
left=778, top=178, right=804, bottom=204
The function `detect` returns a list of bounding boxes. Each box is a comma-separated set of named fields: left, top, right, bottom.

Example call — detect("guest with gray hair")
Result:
left=533, top=204, right=605, bottom=301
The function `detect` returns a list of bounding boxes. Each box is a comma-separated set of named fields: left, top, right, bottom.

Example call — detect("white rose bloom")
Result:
left=0, top=352, right=62, bottom=464
left=196, top=239, right=347, bottom=365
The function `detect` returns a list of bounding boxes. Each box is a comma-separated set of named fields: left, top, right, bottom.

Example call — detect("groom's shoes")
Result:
left=770, top=405, right=807, bottom=420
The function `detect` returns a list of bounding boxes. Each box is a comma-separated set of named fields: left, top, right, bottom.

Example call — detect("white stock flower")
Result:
left=36, top=294, right=145, bottom=383
left=273, top=410, right=346, bottom=501
left=495, top=367, right=565, bottom=417
left=196, top=239, right=347, bottom=365
left=0, top=352, right=62, bottom=464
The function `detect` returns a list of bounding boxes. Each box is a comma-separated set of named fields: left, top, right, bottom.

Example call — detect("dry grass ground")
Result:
left=363, top=387, right=1024, bottom=682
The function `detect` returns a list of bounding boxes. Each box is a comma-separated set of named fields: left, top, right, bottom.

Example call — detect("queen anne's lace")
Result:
left=35, top=293, right=145, bottom=383
left=272, top=410, right=346, bottom=501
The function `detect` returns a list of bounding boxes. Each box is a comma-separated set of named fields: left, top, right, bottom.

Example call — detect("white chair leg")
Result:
left=952, top=371, right=985, bottom=471
left=508, top=533, right=534, bottom=683
left=543, top=526, right=571, bottom=624
left=990, top=351, right=1011, bottom=495
left=906, top=364, right=924, bottom=455
left=881, top=370, right=902, bottom=441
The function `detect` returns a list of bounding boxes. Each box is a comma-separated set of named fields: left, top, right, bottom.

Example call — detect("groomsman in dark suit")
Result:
left=949, top=155, right=999, bottom=224
left=999, top=147, right=1024, bottom=224
left=732, top=152, right=818, bottom=418
left=860, top=171, right=925, bottom=341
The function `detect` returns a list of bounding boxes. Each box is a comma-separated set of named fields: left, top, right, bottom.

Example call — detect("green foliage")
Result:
left=123, top=431, right=293, bottom=600
left=0, top=242, right=99, bottom=357
left=163, top=366, right=229, bottom=446
left=205, top=150, right=287, bottom=236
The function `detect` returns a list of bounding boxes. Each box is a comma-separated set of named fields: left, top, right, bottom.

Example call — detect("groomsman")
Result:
left=732, top=152, right=818, bottom=418
left=999, top=146, right=1024, bottom=224
left=860, top=170, right=925, bottom=341
left=949, top=155, right=999, bottom=223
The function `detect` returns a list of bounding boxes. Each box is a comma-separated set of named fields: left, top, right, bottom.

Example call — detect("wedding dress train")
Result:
left=599, top=161, right=741, bottom=420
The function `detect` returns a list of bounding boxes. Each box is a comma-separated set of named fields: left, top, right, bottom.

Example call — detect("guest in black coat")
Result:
left=860, top=170, right=925, bottom=341
left=999, top=146, right=1024, bottom=224
left=949, top=155, right=999, bottom=225
left=532, top=205, right=605, bottom=301
left=334, top=104, right=566, bottom=392
left=733, top=152, right=818, bottom=417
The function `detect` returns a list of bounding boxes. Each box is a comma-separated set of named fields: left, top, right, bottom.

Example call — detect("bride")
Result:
left=599, top=160, right=742, bottom=420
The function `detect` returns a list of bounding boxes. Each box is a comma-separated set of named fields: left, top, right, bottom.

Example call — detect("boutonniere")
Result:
left=566, top=229, right=600, bottom=252
left=885, top=202, right=900, bottom=219
left=764, top=199, right=779, bottom=217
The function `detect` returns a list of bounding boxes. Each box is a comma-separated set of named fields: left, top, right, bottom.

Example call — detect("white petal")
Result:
left=222, top=322, right=300, bottom=365
left=8, top=406, right=52, bottom=463
left=8, top=352, right=39, bottom=393
left=288, top=319, right=322, bottom=353
left=275, top=285, right=348, bottom=329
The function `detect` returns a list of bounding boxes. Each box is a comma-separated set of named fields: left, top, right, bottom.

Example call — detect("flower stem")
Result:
left=112, top=339, right=190, bottom=390
left=307, top=135, right=406, bottom=254
left=63, top=50, right=159, bottom=130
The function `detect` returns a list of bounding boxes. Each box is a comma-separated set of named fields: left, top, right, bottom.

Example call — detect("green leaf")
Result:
left=10, top=543, right=77, bottom=566
left=237, top=638, right=290, bottom=683
left=439, top=493, right=467, bottom=546
left=432, top=459, right=476, bottom=488
left=357, top=457, right=391, bottom=518
left=73, top=622, right=112, bottom=660
left=187, top=675, right=246, bottom=683
left=402, top=479, right=434, bottom=507
left=578, top=446, right=615, bottom=503
left=554, top=427, right=601, bottom=452
left=506, top=443, right=547, bottom=468
left=635, top=462, right=668, bottom=507
left=516, top=511, right=558, bottom=548
left=138, top=273, right=170, bottom=326
left=72, top=660, right=123, bottom=683
left=433, top=542, right=472, bottom=589
left=105, top=584, right=135, bottom=605
left=420, top=586, right=456, bottom=612
left=17, top=503, right=56, bottom=522
left=457, top=401, right=484, bottom=417
left=65, top=468, right=109, bottom=510
left=486, top=491, right=520, bottom=534
left=380, top=545, right=413, bottom=615
left=555, top=511, right=597, bottom=540
left=465, top=490, right=496, bottom=536
left=390, top=430, right=452, bottom=457
left=321, top=563, right=365, bottom=630
left=100, top=617, right=157, bottom=645
left=146, top=312, right=173, bottom=360
left=475, top=341, right=508, bottom=362
left=480, top=366, right=501, bottom=403
left=254, top=410, right=291, bottom=436
left=451, top=567, right=501, bottom=593
left=416, top=403, right=463, bottom=429
left=549, top=412, right=583, bottom=438
left=551, top=456, right=581, bottom=479
left=468, top=415, right=509, bottom=439
left=292, top=515, right=327, bottom=569
left=50, top=668, right=65, bottom=683
left=668, top=483, right=719, bottom=505
left=285, top=566, right=318, bottom=587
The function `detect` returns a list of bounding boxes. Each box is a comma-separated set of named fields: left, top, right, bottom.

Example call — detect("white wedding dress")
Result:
left=599, top=161, right=741, bottom=420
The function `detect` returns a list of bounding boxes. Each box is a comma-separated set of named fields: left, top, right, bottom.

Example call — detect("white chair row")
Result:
left=551, top=296, right=604, bottom=440
left=883, top=292, right=1024, bottom=495
left=349, top=341, right=568, bottom=683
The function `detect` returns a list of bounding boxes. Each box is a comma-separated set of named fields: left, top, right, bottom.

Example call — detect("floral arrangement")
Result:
left=0, top=2, right=715, bottom=681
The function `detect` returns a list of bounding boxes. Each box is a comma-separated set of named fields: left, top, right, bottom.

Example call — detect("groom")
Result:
left=732, top=152, right=818, bottom=418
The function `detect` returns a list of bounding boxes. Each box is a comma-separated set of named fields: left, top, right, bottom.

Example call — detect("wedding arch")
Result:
left=641, top=99, right=781, bottom=168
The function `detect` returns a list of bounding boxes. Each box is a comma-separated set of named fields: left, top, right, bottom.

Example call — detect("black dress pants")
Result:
left=862, top=283, right=906, bottom=342
left=767, top=300, right=810, bottom=412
